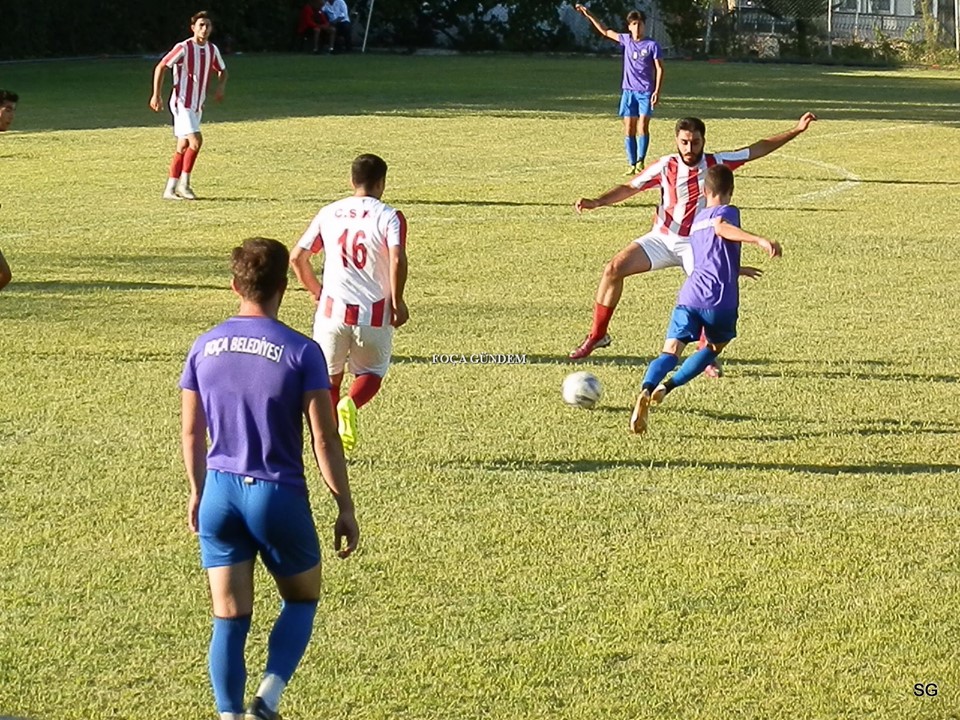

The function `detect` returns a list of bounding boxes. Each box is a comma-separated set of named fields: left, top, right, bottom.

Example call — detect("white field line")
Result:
left=781, top=154, right=862, bottom=203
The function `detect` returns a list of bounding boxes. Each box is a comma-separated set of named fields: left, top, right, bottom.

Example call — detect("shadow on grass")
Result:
left=8, top=280, right=224, bottom=292
left=474, top=457, right=960, bottom=477
left=748, top=174, right=960, bottom=187
left=6, top=55, right=960, bottom=133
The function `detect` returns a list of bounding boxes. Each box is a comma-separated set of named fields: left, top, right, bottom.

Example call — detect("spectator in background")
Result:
left=0, top=90, right=18, bottom=132
left=0, top=89, right=18, bottom=292
left=298, top=0, right=335, bottom=54
left=323, top=0, right=353, bottom=52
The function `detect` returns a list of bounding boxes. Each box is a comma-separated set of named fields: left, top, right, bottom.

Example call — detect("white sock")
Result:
left=178, top=171, right=191, bottom=188
left=164, top=177, right=178, bottom=192
left=219, top=713, right=243, bottom=720
left=256, top=673, right=286, bottom=712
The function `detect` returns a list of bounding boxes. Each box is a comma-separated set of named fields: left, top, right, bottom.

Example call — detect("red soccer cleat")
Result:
left=569, top=333, right=612, bottom=360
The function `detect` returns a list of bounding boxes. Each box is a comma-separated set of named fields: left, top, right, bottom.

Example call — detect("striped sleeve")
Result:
left=211, top=44, right=226, bottom=72
left=162, top=42, right=186, bottom=68
left=711, top=149, right=751, bottom=170
left=297, top=212, right=325, bottom=254
left=385, top=209, right=407, bottom=248
left=628, top=156, right=668, bottom=191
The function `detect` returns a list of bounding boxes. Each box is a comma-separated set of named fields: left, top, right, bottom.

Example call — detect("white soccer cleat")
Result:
left=162, top=189, right=183, bottom=200
left=176, top=183, right=197, bottom=200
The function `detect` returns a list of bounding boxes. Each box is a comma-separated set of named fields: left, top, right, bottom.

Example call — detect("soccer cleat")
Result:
left=336, top=396, right=359, bottom=453
left=568, top=333, right=612, bottom=360
left=634, top=161, right=645, bottom=173
left=651, top=383, right=672, bottom=405
left=704, top=358, right=724, bottom=379
left=245, top=697, right=281, bottom=720
left=176, top=183, right=197, bottom=200
left=162, top=189, right=183, bottom=200
left=629, top=390, right=651, bottom=434
left=624, top=164, right=638, bottom=176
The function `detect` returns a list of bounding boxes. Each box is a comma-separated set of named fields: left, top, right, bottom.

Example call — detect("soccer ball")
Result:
left=562, top=371, right=602, bottom=409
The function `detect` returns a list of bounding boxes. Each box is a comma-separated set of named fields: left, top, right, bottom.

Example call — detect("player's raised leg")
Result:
left=244, top=476, right=323, bottom=720
left=570, top=240, right=653, bottom=359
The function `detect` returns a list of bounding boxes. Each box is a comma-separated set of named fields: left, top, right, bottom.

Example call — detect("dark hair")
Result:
left=231, top=238, right=288, bottom=302
left=351, top=153, right=388, bottom=189
left=626, top=10, right=645, bottom=24
left=0, top=90, right=19, bottom=106
left=705, top=164, right=734, bottom=197
left=675, top=117, right=706, bottom=137
left=191, top=10, right=212, bottom=25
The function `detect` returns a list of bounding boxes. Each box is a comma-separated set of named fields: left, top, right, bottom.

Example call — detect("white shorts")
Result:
left=634, top=231, right=694, bottom=275
left=313, top=318, right=394, bottom=377
left=169, top=99, right=202, bottom=138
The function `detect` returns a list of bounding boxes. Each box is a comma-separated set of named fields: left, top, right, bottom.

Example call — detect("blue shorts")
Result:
left=619, top=90, right=652, bottom=118
left=198, top=470, right=321, bottom=577
left=666, top=305, right=738, bottom=345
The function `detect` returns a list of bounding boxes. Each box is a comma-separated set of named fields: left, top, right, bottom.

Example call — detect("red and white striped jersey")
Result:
left=161, top=39, right=226, bottom=110
left=297, top=196, right=408, bottom=327
left=628, top=150, right=751, bottom=237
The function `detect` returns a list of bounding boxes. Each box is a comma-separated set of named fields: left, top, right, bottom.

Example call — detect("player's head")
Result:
left=704, top=164, right=734, bottom=204
left=0, top=90, right=19, bottom=132
left=351, top=153, right=388, bottom=198
left=675, top=117, right=706, bottom=166
left=231, top=237, right=289, bottom=307
left=191, top=11, right=214, bottom=42
left=626, top=10, right=645, bottom=37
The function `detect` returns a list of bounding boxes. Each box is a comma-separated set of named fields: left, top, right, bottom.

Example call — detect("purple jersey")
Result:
left=677, top=205, right=743, bottom=311
left=617, top=35, right=661, bottom=93
left=180, top=316, right=331, bottom=487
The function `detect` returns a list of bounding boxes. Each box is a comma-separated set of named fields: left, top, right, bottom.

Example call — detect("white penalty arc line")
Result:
left=780, top=153, right=862, bottom=203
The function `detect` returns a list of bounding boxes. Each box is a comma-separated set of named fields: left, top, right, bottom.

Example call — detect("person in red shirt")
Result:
left=298, top=0, right=335, bottom=54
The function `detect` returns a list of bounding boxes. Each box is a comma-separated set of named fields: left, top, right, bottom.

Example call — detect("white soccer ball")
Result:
left=562, top=371, right=602, bottom=409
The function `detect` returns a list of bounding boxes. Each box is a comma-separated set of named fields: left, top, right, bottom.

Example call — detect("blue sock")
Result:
left=670, top=348, right=720, bottom=387
left=624, top=135, right=638, bottom=166
left=265, top=600, right=318, bottom=683
left=642, top=353, right=679, bottom=392
left=209, top=615, right=251, bottom=714
left=637, top=134, right=650, bottom=163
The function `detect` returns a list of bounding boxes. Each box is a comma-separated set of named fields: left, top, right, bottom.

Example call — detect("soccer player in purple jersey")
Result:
left=180, top=237, right=359, bottom=720
left=575, top=5, right=664, bottom=173
left=629, top=164, right=782, bottom=434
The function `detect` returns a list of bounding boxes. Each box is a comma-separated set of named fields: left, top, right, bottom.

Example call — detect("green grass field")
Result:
left=1, top=54, right=959, bottom=719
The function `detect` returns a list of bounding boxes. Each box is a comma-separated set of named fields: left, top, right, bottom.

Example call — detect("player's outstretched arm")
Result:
left=714, top=219, right=782, bottom=258
left=180, top=389, right=208, bottom=533
left=149, top=61, right=167, bottom=112
left=574, top=4, right=619, bottom=41
left=576, top=183, right=643, bottom=213
left=290, top=245, right=323, bottom=303
left=741, top=112, right=817, bottom=161
left=304, top=389, right=359, bottom=558
left=0, top=250, right=11, bottom=291
left=389, top=244, right=409, bottom=327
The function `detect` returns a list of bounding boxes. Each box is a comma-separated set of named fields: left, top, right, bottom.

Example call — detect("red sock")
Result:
left=590, top=303, right=615, bottom=340
left=183, top=147, right=199, bottom=173
left=329, top=377, right=342, bottom=410
left=169, top=151, right=184, bottom=179
left=348, top=373, right=382, bottom=408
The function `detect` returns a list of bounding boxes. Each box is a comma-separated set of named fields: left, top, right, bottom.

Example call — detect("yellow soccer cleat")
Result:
left=629, top=390, right=651, bottom=435
left=336, top=396, right=359, bottom=453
